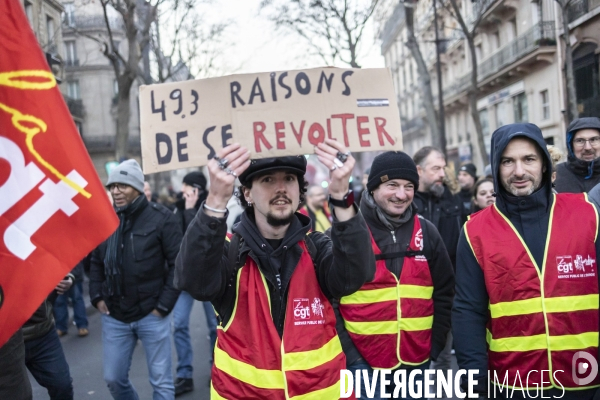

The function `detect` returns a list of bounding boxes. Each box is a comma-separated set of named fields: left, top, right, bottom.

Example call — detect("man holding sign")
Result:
left=175, top=138, right=375, bottom=399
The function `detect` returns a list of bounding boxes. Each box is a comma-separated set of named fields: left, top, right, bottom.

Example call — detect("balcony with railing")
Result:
left=83, top=135, right=141, bottom=154
left=62, top=15, right=124, bottom=31
left=65, top=97, right=85, bottom=119
left=443, top=21, right=556, bottom=100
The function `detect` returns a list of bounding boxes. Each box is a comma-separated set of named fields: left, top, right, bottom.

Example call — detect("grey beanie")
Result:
left=106, top=159, right=145, bottom=193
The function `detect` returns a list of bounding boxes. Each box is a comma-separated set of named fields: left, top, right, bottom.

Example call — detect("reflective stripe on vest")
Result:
left=465, top=193, right=600, bottom=390
left=211, top=241, right=350, bottom=400
left=339, top=215, right=434, bottom=369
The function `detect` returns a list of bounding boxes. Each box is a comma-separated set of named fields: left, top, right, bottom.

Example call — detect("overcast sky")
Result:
left=205, top=0, right=385, bottom=76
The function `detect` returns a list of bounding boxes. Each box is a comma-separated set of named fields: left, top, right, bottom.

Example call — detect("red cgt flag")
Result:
left=0, top=0, right=119, bottom=347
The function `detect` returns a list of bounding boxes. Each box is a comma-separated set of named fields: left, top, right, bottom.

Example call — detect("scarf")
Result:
left=103, top=195, right=147, bottom=296
left=361, top=190, right=414, bottom=231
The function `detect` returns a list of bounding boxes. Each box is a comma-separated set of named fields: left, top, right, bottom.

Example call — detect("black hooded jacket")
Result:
left=555, top=117, right=600, bottom=193
left=174, top=204, right=375, bottom=338
left=453, top=123, right=600, bottom=396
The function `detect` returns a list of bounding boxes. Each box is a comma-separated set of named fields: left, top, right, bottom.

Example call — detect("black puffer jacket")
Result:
left=90, top=198, right=182, bottom=323
left=555, top=117, right=600, bottom=193
left=413, top=186, right=462, bottom=268
left=175, top=205, right=375, bottom=338
left=453, top=123, right=600, bottom=397
left=335, top=197, right=455, bottom=366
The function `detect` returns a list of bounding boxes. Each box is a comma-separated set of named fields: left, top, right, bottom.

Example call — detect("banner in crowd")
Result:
left=140, top=67, right=403, bottom=173
left=0, top=0, right=119, bottom=347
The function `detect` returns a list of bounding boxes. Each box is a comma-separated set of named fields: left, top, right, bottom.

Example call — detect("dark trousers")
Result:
left=25, top=328, right=73, bottom=400
left=0, top=329, right=32, bottom=400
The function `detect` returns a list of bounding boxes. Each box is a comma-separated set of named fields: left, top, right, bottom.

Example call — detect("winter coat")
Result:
left=174, top=205, right=375, bottom=338
left=89, top=199, right=182, bottom=323
left=335, top=199, right=455, bottom=366
left=452, top=123, right=600, bottom=397
left=413, top=186, right=462, bottom=268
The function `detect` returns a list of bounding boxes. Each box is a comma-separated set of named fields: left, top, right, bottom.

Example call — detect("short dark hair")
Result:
left=413, top=146, right=445, bottom=167
left=235, top=171, right=308, bottom=209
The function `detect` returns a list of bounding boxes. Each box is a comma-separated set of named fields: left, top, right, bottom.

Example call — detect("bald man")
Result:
left=299, top=185, right=333, bottom=232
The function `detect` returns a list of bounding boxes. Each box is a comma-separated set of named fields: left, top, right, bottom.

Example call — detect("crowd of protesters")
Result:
left=2, top=117, right=600, bottom=400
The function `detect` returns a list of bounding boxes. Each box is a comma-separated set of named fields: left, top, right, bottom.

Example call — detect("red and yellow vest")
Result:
left=465, top=193, right=600, bottom=390
left=211, top=241, right=351, bottom=400
left=339, top=216, right=434, bottom=369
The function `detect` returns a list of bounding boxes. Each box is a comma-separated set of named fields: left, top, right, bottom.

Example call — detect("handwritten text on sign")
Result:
left=139, top=67, right=402, bottom=173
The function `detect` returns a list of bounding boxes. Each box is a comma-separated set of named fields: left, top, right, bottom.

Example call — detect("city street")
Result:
left=29, top=301, right=213, bottom=400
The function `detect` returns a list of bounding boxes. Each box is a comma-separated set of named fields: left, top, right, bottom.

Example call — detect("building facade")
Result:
left=376, top=0, right=600, bottom=171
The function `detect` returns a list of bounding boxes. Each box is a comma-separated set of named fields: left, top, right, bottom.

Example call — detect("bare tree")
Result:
left=444, top=0, right=489, bottom=165
left=260, top=0, right=381, bottom=68
left=555, top=0, right=579, bottom=123
left=402, top=0, right=442, bottom=150
left=149, top=0, right=230, bottom=83
left=97, top=0, right=155, bottom=161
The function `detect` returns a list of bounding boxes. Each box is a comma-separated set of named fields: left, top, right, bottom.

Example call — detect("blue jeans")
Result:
left=25, top=328, right=73, bottom=400
left=54, top=281, right=88, bottom=331
left=172, top=292, right=217, bottom=379
left=347, top=359, right=430, bottom=399
left=102, top=313, right=174, bottom=400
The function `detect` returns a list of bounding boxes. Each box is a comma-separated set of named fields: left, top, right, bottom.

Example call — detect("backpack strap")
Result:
left=305, top=232, right=318, bottom=265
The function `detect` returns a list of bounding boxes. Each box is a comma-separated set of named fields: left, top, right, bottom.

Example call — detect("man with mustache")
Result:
left=175, top=139, right=375, bottom=399
left=412, top=147, right=462, bottom=386
left=454, top=123, right=600, bottom=399
left=336, top=151, right=454, bottom=398
left=555, top=117, right=600, bottom=193
left=299, top=185, right=332, bottom=232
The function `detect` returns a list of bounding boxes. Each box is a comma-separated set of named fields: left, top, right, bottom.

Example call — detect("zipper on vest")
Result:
left=391, top=230, right=397, bottom=243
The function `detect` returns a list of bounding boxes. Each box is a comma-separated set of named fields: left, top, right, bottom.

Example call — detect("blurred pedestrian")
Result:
left=299, top=185, right=332, bottom=232
left=455, top=163, right=477, bottom=222
left=470, top=178, right=495, bottom=213
left=54, top=256, right=89, bottom=337
left=0, top=329, right=32, bottom=399
left=171, top=170, right=217, bottom=396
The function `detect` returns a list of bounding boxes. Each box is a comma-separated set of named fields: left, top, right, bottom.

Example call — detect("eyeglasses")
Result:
left=108, top=183, right=129, bottom=192
left=573, top=136, right=600, bottom=147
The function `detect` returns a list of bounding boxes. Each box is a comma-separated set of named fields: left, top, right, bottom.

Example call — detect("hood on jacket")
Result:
left=565, top=117, right=600, bottom=179
left=490, top=123, right=553, bottom=204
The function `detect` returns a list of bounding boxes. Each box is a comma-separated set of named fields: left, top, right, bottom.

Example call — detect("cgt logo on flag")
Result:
left=0, top=0, right=118, bottom=347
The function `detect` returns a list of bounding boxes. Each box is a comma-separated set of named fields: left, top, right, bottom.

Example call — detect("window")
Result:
left=64, top=41, right=77, bottom=65
left=74, top=120, right=82, bottom=135
left=491, top=31, right=500, bottom=51
left=494, top=102, right=506, bottom=128
left=480, top=109, right=491, bottom=155
left=475, top=44, right=483, bottom=62
left=508, top=18, right=517, bottom=40
left=113, top=79, right=119, bottom=95
left=513, top=93, right=528, bottom=122
left=63, top=2, right=75, bottom=26
left=67, top=80, right=80, bottom=99
left=24, top=1, right=33, bottom=26
left=541, top=90, right=550, bottom=120
left=46, top=16, right=55, bottom=45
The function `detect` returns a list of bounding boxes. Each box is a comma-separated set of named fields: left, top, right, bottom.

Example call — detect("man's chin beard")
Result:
left=429, top=183, right=445, bottom=198
left=267, top=211, right=295, bottom=227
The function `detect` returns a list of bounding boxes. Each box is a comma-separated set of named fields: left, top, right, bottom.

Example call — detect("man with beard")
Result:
left=454, top=123, right=600, bottom=399
left=337, top=151, right=454, bottom=399
left=299, top=185, right=332, bottom=232
left=412, top=147, right=461, bottom=388
left=455, top=163, right=477, bottom=223
left=175, top=139, right=375, bottom=399
left=412, top=147, right=461, bottom=268
left=555, top=117, right=600, bottom=193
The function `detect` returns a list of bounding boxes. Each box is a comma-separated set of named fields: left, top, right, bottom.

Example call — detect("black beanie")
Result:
left=183, top=171, right=207, bottom=190
left=367, top=151, right=419, bottom=192
left=458, top=163, right=477, bottom=180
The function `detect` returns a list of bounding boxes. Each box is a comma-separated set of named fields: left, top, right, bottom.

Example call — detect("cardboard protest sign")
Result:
left=0, top=0, right=119, bottom=347
left=140, top=67, right=402, bottom=173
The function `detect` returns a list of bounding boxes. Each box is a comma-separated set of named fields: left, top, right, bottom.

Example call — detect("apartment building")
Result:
left=21, top=0, right=64, bottom=75
left=376, top=0, right=600, bottom=170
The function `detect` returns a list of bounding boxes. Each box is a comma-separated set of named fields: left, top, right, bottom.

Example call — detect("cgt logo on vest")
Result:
left=293, top=297, right=325, bottom=326
left=556, top=255, right=596, bottom=279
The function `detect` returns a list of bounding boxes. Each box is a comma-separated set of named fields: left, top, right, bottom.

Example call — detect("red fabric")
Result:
left=212, top=241, right=348, bottom=399
left=340, top=216, right=434, bottom=368
left=0, top=0, right=118, bottom=347
left=467, top=194, right=600, bottom=389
